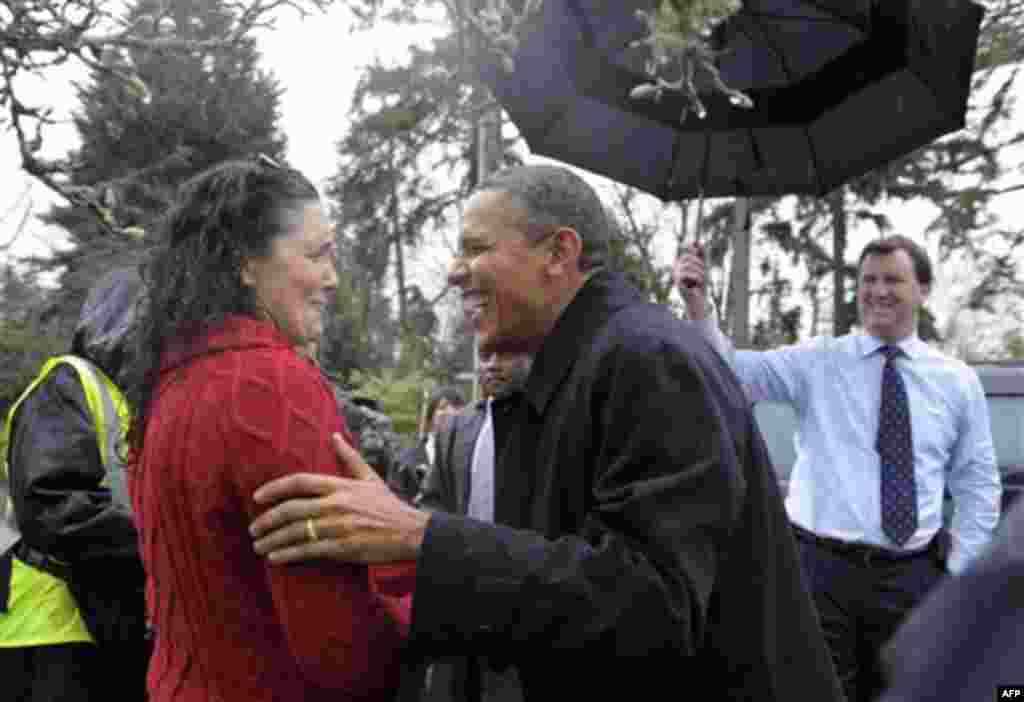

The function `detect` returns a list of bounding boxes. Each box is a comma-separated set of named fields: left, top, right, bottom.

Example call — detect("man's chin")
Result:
left=864, top=323, right=910, bottom=343
left=477, top=324, right=539, bottom=355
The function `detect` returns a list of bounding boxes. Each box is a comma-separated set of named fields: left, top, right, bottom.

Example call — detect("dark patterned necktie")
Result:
left=877, top=345, right=917, bottom=546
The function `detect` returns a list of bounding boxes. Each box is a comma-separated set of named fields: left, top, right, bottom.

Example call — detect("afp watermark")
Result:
left=998, top=686, right=1024, bottom=699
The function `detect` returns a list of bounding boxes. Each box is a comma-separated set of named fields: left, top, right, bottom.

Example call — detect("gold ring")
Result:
left=305, top=518, right=319, bottom=543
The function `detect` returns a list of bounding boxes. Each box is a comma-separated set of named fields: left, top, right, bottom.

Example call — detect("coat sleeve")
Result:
left=409, top=333, right=745, bottom=661
left=227, top=356, right=414, bottom=695
left=9, top=364, right=139, bottom=565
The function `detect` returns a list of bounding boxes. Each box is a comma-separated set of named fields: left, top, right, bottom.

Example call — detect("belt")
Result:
left=13, top=541, right=71, bottom=581
left=792, top=524, right=933, bottom=568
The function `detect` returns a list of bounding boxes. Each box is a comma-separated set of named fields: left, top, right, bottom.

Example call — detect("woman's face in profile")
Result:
left=242, top=200, right=339, bottom=347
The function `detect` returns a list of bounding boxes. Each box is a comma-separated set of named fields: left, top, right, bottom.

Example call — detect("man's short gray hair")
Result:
left=479, top=164, right=610, bottom=271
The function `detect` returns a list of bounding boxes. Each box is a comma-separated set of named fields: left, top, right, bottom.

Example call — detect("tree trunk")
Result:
left=390, top=142, right=408, bottom=347
left=806, top=281, right=822, bottom=338
left=728, top=198, right=751, bottom=348
left=829, top=189, right=849, bottom=336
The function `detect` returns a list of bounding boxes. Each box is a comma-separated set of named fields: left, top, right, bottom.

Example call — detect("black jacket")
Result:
left=407, top=272, right=844, bottom=701
left=8, top=268, right=142, bottom=568
left=879, top=499, right=1024, bottom=702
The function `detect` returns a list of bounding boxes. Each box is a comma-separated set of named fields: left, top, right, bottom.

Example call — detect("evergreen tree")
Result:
left=325, top=28, right=518, bottom=380
left=36, top=0, right=287, bottom=335
left=0, top=264, right=62, bottom=413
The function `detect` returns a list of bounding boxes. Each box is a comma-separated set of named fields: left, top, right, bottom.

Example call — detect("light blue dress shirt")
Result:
left=698, top=322, right=1001, bottom=574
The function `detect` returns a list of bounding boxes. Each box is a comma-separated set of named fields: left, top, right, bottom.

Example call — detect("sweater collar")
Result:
left=160, top=315, right=299, bottom=372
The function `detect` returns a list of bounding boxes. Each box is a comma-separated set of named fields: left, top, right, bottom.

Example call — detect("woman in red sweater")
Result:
left=126, top=155, right=412, bottom=701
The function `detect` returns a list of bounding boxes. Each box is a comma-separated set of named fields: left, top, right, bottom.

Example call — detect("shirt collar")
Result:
left=856, top=332, right=927, bottom=360
left=425, top=433, right=436, bottom=464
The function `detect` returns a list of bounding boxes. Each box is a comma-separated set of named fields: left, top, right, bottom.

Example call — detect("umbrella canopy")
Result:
left=485, top=0, right=984, bottom=199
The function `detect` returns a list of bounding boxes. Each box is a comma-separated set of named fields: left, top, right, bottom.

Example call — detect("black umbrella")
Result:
left=484, top=0, right=984, bottom=200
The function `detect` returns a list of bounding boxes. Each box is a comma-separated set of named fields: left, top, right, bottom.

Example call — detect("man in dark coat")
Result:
left=877, top=498, right=1024, bottom=702
left=0, top=268, right=150, bottom=701
left=419, top=351, right=531, bottom=516
left=249, top=165, right=844, bottom=702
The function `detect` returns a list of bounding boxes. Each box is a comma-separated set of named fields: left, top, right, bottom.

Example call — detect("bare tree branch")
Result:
left=0, top=187, right=34, bottom=254
left=1, top=0, right=333, bottom=237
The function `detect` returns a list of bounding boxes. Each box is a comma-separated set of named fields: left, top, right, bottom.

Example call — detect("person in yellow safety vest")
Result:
left=0, top=268, right=150, bottom=702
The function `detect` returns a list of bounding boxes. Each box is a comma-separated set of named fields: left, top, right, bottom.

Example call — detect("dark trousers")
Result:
left=0, top=640, right=150, bottom=702
left=0, top=643, right=98, bottom=702
left=795, top=531, right=945, bottom=702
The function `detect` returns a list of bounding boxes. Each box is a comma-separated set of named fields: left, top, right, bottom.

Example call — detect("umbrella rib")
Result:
left=740, top=13, right=797, bottom=85
left=802, top=123, right=825, bottom=195
left=799, top=0, right=871, bottom=30
left=698, top=128, right=712, bottom=203
left=742, top=12, right=855, bottom=24
left=665, top=133, right=684, bottom=199
left=745, top=0, right=870, bottom=28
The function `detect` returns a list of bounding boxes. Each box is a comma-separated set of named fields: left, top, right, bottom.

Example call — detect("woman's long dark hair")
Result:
left=127, top=156, right=318, bottom=452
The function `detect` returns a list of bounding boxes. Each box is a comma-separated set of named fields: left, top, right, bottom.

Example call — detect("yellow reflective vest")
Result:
left=0, top=355, right=131, bottom=647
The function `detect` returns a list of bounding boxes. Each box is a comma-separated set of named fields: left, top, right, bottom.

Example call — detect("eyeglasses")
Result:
left=252, top=152, right=283, bottom=169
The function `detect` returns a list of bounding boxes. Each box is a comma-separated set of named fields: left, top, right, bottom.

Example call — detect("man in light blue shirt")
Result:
left=675, top=235, right=1000, bottom=702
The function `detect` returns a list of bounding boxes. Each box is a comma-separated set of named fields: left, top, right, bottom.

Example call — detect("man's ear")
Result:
left=546, top=227, right=583, bottom=275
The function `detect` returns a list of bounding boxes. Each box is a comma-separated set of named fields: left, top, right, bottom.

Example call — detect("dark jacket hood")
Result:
left=70, top=267, right=144, bottom=383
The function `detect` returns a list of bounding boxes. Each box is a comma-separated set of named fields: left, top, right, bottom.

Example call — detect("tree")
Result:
left=35, top=0, right=290, bottom=335
left=324, top=17, right=520, bottom=380
left=0, top=183, right=33, bottom=255
left=0, top=264, right=62, bottom=414
left=748, top=256, right=802, bottom=349
left=604, top=185, right=679, bottom=306
left=350, top=368, right=431, bottom=441
left=1, top=0, right=330, bottom=234
left=1004, top=329, right=1024, bottom=359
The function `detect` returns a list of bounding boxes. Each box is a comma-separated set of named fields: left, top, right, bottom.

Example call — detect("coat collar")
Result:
left=523, top=270, right=643, bottom=417
left=160, top=315, right=298, bottom=372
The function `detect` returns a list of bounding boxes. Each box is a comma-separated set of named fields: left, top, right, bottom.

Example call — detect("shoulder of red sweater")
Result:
left=213, top=346, right=334, bottom=435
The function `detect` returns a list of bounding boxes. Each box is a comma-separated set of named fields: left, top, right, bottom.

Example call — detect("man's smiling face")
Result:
left=857, top=248, right=929, bottom=343
left=447, top=190, right=554, bottom=353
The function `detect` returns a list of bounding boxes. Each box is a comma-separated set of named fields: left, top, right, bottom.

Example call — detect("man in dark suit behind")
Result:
left=419, top=351, right=531, bottom=515
left=418, top=350, right=532, bottom=702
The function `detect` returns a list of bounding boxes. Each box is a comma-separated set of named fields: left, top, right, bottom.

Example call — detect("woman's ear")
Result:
left=240, top=258, right=258, bottom=288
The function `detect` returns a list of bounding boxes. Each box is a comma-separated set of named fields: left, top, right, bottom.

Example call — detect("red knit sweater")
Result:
left=130, top=316, right=413, bottom=701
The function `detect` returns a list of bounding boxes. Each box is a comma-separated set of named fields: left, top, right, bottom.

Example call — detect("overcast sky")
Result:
left=2, top=5, right=1022, bottom=341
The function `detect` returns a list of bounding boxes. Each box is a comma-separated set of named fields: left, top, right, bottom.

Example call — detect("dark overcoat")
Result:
left=878, top=499, right=1024, bottom=702
left=407, top=272, right=844, bottom=701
